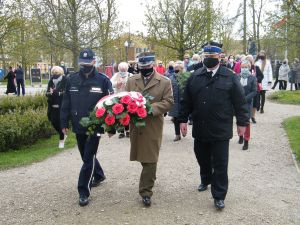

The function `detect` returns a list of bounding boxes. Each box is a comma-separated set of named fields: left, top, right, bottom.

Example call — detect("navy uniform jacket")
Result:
left=60, top=68, right=113, bottom=134
left=178, top=66, right=249, bottom=141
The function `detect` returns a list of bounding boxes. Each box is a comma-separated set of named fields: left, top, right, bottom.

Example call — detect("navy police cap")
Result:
left=78, top=48, right=96, bottom=65
left=137, top=52, right=155, bottom=67
left=202, top=41, right=223, bottom=54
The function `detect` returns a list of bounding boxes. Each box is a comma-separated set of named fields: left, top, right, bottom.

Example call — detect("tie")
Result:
left=207, top=71, right=213, bottom=78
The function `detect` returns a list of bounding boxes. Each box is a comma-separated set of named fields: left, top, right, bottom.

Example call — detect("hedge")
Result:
left=0, top=94, right=47, bottom=115
left=0, top=108, right=54, bottom=152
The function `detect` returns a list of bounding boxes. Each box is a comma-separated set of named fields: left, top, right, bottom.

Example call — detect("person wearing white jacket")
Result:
left=278, top=59, right=290, bottom=90
left=255, top=51, right=273, bottom=113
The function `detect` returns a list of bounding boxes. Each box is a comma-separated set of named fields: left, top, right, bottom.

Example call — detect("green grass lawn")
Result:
left=0, top=132, right=76, bottom=170
left=268, top=91, right=300, bottom=105
left=284, top=117, right=300, bottom=162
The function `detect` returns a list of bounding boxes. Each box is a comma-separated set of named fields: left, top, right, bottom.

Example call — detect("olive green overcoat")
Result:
left=125, top=72, right=174, bottom=163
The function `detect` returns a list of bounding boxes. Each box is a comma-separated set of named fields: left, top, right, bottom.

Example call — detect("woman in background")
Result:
left=255, top=51, right=273, bottom=113
left=237, top=60, right=257, bottom=150
left=46, top=66, right=67, bottom=148
left=110, top=62, right=132, bottom=138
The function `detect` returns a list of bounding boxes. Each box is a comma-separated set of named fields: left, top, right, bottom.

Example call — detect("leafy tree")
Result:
left=145, top=0, right=209, bottom=59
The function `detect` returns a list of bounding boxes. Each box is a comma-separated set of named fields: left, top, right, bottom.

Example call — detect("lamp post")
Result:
left=124, top=40, right=129, bottom=62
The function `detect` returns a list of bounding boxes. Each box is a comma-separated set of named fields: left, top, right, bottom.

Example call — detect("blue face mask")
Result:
left=119, top=72, right=127, bottom=77
left=240, top=68, right=251, bottom=78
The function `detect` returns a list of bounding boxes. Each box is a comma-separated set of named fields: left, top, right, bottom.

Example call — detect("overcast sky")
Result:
left=116, top=0, right=276, bottom=38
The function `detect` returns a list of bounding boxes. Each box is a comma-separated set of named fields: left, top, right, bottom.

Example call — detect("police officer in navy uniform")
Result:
left=60, top=49, right=114, bottom=206
left=178, top=41, right=249, bottom=210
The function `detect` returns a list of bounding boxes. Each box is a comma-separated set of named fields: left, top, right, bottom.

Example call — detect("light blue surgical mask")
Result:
left=240, top=68, right=251, bottom=77
left=119, top=72, right=127, bottom=77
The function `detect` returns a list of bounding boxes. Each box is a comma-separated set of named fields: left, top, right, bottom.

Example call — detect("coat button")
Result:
left=203, top=101, right=206, bottom=104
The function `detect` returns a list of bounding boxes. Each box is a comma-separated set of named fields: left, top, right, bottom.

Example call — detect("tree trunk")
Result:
left=206, top=0, right=212, bottom=41
left=243, top=0, right=247, bottom=53
left=251, top=0, right=256, bottom=40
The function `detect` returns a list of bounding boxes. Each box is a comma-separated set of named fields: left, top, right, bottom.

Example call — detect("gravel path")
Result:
left=1, top=96, right=300, bottom=225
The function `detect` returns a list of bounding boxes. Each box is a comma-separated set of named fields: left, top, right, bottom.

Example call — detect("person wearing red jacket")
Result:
left=155, top=61, right=166, bottom=75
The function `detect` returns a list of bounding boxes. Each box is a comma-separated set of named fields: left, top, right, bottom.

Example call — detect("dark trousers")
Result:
left=194, top=139, right=229, bottom=200
left=173, top=117, right=180, bottom=135
left=76, top=134, right=105, bottom=197
left=290, top=83, right=298, bottom=90
left=279, top=80, right=287, bottom=90
left=271, top=78, right=278, bottom=89
left=139, top=162, right=157, bottom=197
left=259, top=90, right=266, bottom=110
left=49, top=108, right=64, bottom=140
left=16, top=79, right=25, bottom=96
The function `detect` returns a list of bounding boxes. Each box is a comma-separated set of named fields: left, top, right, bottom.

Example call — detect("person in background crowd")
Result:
left=233, top=54, right=242, bottom=74
left=14, top=64, right=25, bottom=96
left=179, top=41, right=249, bottom=210
left=128, top=61, right=135, bottom=74
left=46, top=66, right=67, bottom=148
left=4, top=66, right=17, bottom=95
left=291, top=58, right=300, bottom=90
left=110, top=62, right=132, bottom=138
left=60, top=48, right=114, bottom=207
left=60, top=61, right=67, bottom=75
left=246, top=54, right=264, bottom=124
left=183, top=53, right=192, bottom=71
left=271, top=61, right=281, bottom=90
left=187, top=54, right=203, bottom=72
left=289, top=58, right=298, bottom=90
left=165, top=61, right=175, bottom=78
left=125, top=52, right=174, bottom=207
left=237, top=60, right=257, bottom=150
left=226, top=55, right=235, bottom=70
left=278, top=59, right=290, bottom=90
left=168, top=61, right=184, bottom=142
left=156, top=61, right=166, bottom=75
left=220, top=52, right=227, bottom=66
left=255, top=51, right=273, bottom=113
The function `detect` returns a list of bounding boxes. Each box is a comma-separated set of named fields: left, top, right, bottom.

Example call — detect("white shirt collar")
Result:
left=207, top=65, right=220, bottom=77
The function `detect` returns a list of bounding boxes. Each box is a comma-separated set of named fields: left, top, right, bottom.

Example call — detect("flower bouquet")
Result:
left=80, top=91, right=153, bottom=135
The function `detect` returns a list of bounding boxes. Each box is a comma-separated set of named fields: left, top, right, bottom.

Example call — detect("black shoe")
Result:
left=251, top=117, right=256, bottom=123
left=142, top=196, right=151, bottom=207
left=197, top=183, right=208, bottom=192
left=79, top=195, right=89, bottom=207
left=242, top=141, right=249, bottom=150
left=119, top=133, right=125, bottom=139
left=91, top=175, right=106, bottom=187
left=125, top=132, right=130, bottom=138
left=238, top=136, right=244, bottom=144
left=214, top=199, right=225, bottom=210
left=260, top=109, right=264, bottom=114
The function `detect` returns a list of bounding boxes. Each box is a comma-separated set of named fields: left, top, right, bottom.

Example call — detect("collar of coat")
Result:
left=133, top=71, right=164, bottom=91
left=196, top=66, right=230, bottom=77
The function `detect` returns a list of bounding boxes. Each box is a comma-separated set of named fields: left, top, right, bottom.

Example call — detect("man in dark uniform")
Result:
left=60, top=49, right=113, bottom=206
left=178, top=41, right=249, bottom=210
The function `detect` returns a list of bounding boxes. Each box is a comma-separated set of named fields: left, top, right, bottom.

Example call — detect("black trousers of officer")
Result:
left=76, top=134, right=105, bottom=197
left=194, top=139, right=229, bottom=200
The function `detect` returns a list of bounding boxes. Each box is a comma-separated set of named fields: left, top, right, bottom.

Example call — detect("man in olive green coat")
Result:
left=125, top=52, right=174, bottom=207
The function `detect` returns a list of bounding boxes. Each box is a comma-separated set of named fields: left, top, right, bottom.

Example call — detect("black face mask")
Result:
left=174, top=70, right=180, bottom=74
left=283, top=62, right=286, bottom=64
left=80, top=65, right=94, bottom=74
left=258, top=56, right=265, bottom=60
left=168, top=66, right=174, bottom=70
left=52, top=75, right=60, bottom=79
left=140, top=67, right=154, bottom=77
left=203, top=58, right=219, bottom=69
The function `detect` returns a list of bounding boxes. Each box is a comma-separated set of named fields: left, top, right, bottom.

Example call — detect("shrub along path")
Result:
left=0, top=96, right=300, bottom=225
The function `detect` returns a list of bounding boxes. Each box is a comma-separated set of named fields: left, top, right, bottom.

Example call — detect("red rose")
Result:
left=127, top=101, right=138, bottom=113
left=120, top=95, right=132, bottom=105
left=95, top=107, right=106, bottom=118
left=105, top=114, right=115, bottom=126
left=137, top=107, right=147, bottom=118
left=112, top=103, right=124, bottom=115
left=119, top=113, right=130, bottom=126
